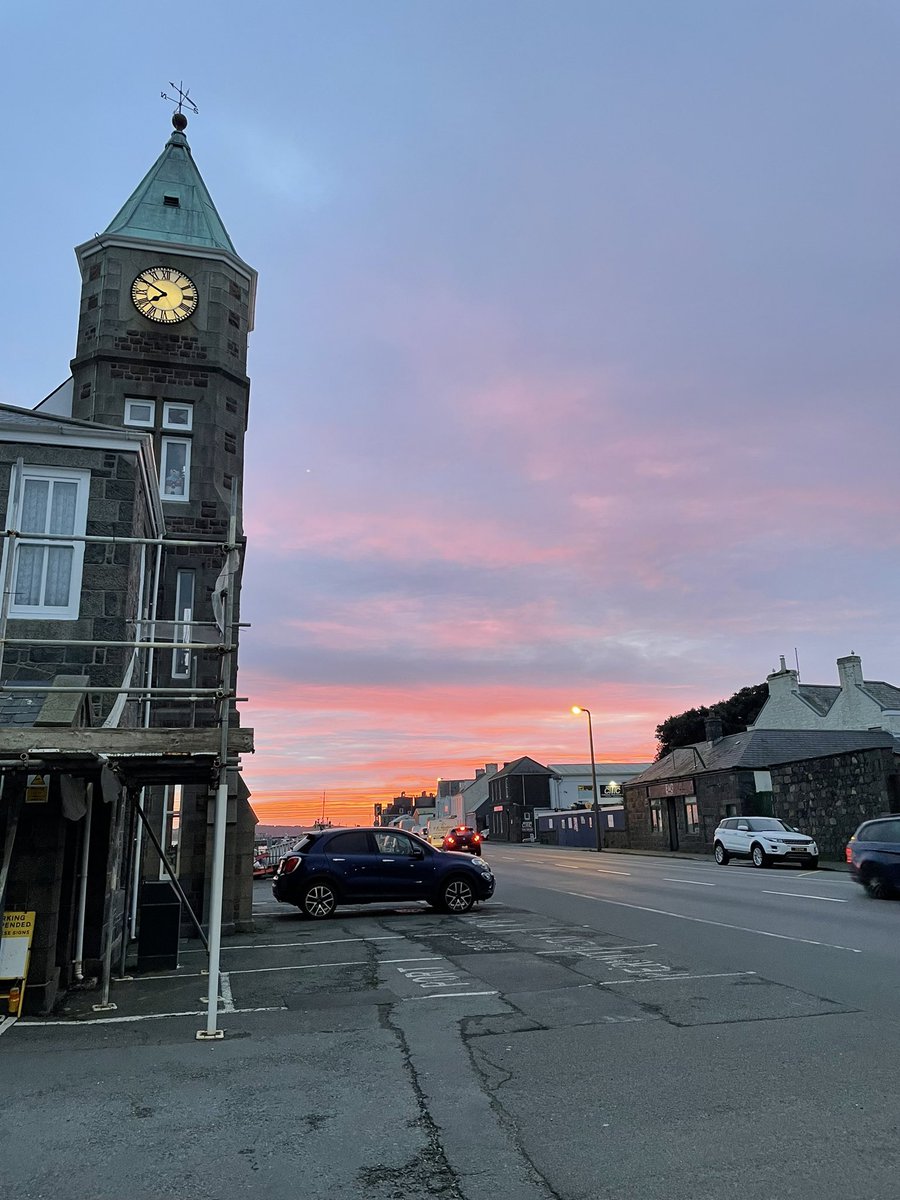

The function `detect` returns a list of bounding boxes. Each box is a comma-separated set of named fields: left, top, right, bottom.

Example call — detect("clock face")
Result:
left=131, top=266, right=198, bottom=323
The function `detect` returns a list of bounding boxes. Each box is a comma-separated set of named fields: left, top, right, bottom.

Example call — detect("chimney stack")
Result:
left=704, top=714, right=724, bottom=742
left=837, top=654, right=863, bottom=691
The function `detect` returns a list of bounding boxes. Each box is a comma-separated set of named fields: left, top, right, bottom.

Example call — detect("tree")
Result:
left=654, top=683, right=768, bottom=760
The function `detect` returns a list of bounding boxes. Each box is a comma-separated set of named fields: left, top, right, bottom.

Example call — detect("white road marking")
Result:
left=15, top=1005, right=289, bottom=1028
left=763, top=891, right=847, bottom=903
left=536, top=943, right=658, bottom=955
left=595, top=868, right=631, bottom=876
left=228, top=958, right=366, bottom=975
left=405, top=990, right=499, bottom=1001
left=598, top=971, right=756, bottom=986
left=0, top=1016, right=17, bottom=1038
left=182, top=935, right=403, bottom=956
left=560, top=890, right=862, bottom=953
left=381, top=957, right=443, bottom=964
left=662, top=878, right=715, bottom=886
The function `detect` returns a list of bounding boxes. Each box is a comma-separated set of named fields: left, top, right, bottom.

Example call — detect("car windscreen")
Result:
left=745, top=818, right=789, bottom=832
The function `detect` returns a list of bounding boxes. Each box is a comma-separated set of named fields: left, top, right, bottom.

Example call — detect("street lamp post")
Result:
left=571, top=706, right=603, bottom=852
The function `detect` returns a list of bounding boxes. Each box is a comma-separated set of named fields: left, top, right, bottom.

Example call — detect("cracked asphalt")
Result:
left=1, top=845, right=898, bottom=1199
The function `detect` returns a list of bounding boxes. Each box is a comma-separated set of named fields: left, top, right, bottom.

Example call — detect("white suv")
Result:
left=713, top=817, right=818, bottom=869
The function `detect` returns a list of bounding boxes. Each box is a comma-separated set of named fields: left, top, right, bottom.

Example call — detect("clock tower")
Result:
left=69, top=112, right=258, bottom=927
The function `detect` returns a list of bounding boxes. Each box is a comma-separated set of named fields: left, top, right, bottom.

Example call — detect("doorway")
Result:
left=666, top=798, right=680, bottom=851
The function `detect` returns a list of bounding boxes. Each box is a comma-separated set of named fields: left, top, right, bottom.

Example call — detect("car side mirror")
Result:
left=410, top=846, right=425, bottom=859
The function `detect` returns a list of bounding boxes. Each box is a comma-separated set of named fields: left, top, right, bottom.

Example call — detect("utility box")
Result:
left=137, top=880, right=181, bottom=972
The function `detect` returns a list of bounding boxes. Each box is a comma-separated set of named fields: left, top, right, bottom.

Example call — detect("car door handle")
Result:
left=381, top=858, right=396, bottom=863
left=332, top=857, right=345, bottom=862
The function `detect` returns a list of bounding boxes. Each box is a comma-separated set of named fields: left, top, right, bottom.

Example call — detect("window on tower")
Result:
left=160, top=437, right=191, bottom=502
left=5, top=466, right=89, bottom=620
left=172, top=570, right=195, bottom=679
left=162, top=402, right=192, bottom=431
left=124, top=397, right=156, bottom=427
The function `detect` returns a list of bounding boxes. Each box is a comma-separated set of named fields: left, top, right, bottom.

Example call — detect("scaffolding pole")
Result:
left=198, top=494, right=238, bottom=1041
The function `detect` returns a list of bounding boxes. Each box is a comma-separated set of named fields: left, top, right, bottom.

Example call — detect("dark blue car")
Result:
left=272, top=826, right=496, bottom=918
left=846, top=815, right=900, bottom=899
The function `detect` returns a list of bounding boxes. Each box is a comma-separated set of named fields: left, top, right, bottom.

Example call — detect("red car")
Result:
left=441, top=826, right=483, bottom=856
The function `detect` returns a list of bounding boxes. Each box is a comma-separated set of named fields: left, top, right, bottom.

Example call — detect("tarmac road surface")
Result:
left=1, top=844, right=897, bottom=1200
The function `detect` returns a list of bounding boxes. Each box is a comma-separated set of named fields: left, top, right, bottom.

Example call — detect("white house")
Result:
left=548, top=762, right=653, bottom=809
left=751, top=654, right=900, bottom=736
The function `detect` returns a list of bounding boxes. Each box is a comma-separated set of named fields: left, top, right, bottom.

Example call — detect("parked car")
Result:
left=846, top=816, right=900, bottom=899
left=273, top=826, right=496, bottom=918
left=441, top=826, right=483, bottom=855
left=713, top=817, right=818, bottom=868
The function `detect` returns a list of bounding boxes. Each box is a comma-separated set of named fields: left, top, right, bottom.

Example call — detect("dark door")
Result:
left=369, top=830, right=437, bottom=899
left=666, top=798, right=680, bottom=851
left=321, top=830, right=375, bottom=900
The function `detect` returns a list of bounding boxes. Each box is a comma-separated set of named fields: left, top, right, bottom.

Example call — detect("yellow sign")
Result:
left=1, top=910, right=36, bottom=1017
left=25, top=773, right=49, bottom=804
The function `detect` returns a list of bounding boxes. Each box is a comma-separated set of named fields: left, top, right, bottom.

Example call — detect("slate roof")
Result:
left=549, top=762, right=651, bottom=777
left=104, top=123, right=236, bottom=252
left=631, top=728, right=898, bottom=784
left=0, top=686, right=45, bottom=728
left=860, top=681, right=900, bottom=709
left=494, top=756, right=556, bottom=778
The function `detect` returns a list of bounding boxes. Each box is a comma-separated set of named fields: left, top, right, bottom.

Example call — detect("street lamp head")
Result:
left=571, top=705, right=589, bottom=716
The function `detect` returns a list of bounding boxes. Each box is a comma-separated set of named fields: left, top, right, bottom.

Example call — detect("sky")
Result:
left=2, top=1, right=900, bottom=826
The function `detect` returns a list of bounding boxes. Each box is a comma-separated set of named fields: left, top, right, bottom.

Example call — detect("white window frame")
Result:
left=124, top=397, right=156, bottom=428
left=172, top=569, right=195, bottom=679
left=5, top=465, right=90, bottom=621
left=160, top=437, right=191, bottom=502
left=162, top=401, right=193, bottom=431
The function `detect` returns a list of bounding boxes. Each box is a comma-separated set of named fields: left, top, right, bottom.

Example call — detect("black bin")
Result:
left=137, top=880, right=181, bottom=972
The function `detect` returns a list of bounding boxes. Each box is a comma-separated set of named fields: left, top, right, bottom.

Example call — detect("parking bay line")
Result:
left=662, top=878, right=715, bottom=886
left=763, top=891, right=847, bottom=903
left=559, top=890, right=862, bottom=953
left=15, top=1005, right=290, bottom=1028
left=405, top=990, right=500, bottom=1001
left=181, top=934, right=404, bottom=956
left=598, top=970, right=756, bottom=986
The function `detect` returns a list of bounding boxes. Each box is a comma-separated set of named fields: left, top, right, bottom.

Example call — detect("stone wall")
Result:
left=771, top=747, right=899, bottom=859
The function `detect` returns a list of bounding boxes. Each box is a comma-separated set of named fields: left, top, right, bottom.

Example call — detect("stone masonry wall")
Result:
left=771, top=747, right=899, bottom=859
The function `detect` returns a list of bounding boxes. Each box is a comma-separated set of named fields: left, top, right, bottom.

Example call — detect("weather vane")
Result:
left=161, top=81, right=199, bottom=118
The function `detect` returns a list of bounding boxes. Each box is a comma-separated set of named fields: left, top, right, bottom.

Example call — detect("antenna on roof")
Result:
left=794, top=646, right=801, bottom=682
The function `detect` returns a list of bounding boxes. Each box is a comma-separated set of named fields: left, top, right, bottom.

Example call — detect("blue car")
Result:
left=846, top=815, right=900, bottom=899
left=273, top=826, right=496, bottom=918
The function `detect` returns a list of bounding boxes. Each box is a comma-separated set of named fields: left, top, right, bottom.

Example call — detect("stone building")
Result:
left=622, top=722, right=899, bottom=859
left=0, top=113, right=256, bottom=1013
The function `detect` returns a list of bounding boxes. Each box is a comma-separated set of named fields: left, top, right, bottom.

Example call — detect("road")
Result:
left=2, top=844, right=898, bottom=1200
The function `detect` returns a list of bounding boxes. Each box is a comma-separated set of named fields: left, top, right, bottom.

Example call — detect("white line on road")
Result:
left=595, top=868, right=632, bottom=876
left=15, top=1005, right=289, bottom=1028
left=598, top=971, right=756, bottom=986
left=763, top=891, right=847, bottom=903
left=0, top=1016, right=17, bottom=1038
left=662, top=878, right=715, bottom=886
left=182, top=935, right=404, bottom=956
left=405, top=990, right=500, bottom=1001
left=536, top=943, right=659, bottom=955
left=560, top=891, right=862, bottom=953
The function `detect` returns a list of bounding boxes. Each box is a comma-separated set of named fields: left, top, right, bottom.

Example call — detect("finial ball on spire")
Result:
left=172, top=112, right=188, bottom=132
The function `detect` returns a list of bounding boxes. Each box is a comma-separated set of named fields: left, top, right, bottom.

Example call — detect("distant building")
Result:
left=548, top=762, right=652, bottom=809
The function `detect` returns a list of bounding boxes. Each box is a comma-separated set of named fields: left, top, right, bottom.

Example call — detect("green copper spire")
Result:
left=103, top=115, right=236, bottom=252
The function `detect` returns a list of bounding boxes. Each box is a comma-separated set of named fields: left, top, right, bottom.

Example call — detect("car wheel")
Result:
left=864, top=873, right=893, bottom=900
left=439, top=877, right=475, bottom=914
left=714, top=841, right=729, bottom=865
left=751, top=843, right=769, bottom=868
left=301, top=880, right=338, bottom=919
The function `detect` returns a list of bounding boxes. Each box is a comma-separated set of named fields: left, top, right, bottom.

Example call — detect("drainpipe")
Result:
left=72, top=783, right=94, bottom=982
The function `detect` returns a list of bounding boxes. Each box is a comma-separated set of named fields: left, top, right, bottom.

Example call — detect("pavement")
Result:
left=0, top=847, right=896, bottom=1200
